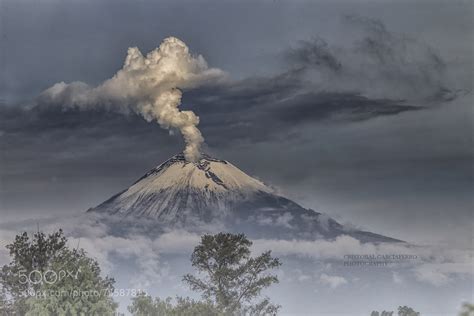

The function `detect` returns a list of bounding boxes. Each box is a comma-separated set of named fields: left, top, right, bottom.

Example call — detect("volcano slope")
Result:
left=88, top=153, right=402, bottom=243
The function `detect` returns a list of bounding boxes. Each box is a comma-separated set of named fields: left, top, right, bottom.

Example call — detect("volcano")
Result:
left=88, top=153, right=402, bottom=243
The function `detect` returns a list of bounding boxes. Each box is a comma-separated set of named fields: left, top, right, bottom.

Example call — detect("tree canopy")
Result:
left=459, top=303, right=474, bottom=316
left=0, top=230, right=117, bottom=315
left=182, top=233, right=281, bottom=315
left=128, top=293, right=221, bottom=316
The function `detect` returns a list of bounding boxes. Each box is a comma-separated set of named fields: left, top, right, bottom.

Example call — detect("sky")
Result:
left=0, top=0, right=473, bottom=249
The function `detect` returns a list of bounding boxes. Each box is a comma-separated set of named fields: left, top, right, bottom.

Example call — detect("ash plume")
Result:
left=38, top=37, right=225, bottom=162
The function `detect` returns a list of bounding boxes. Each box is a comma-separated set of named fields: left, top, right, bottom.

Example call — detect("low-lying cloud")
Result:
left=319, top=273, right=348, bottom=289
left=0, top=215, right=471, bottom=288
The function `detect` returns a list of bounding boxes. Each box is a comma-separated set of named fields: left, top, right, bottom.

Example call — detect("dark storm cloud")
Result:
left=0, top=104, right=181, bottom=184
left=14, top=14, right=457, bottom=152
left=182, top=70, right=420, bottom=146
left=284, top=15, right=460, bottom=102
left=273, top=92, right=417, bottom=123
left=0, top=58, right=420, bottom=158
left=285, top=38, right=342, bottom=72
left=0, top=73, right=419, bottom=157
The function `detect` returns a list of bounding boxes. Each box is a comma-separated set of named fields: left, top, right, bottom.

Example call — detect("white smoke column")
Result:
left=39, top=37, right=224, bottom=162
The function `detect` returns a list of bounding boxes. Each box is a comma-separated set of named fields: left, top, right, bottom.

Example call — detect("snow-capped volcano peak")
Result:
left=130, top=153, right=273, bottom=195
left=88, top=153, right=403, bottom=243
left=88, top=153, right=274, bottom=221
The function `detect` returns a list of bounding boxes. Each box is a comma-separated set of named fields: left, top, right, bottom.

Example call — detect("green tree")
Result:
left=460, top=303, right=474, bottom=316
left=0, top=230, right=117, bottom=315
left=183, top=233, right=281, bottom=315
left=0, top=291, right=8, bottom=314
left=172, top=296, right=222, bottom=316
left=398, top=306, right=420, bottom=316
left=0, top=230, right=67, bottom=314
left=128, top=293, right=160, bottom=316
left=128, top=292, right=221, bottom=316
